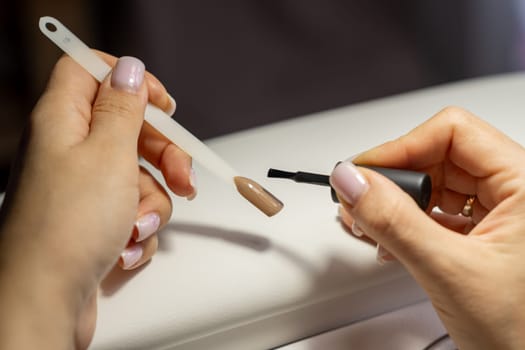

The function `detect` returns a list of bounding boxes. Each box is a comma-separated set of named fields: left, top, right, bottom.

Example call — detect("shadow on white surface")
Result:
left=161, top=222, right=273, bottom=252
left=100, top=262, right=150, bottom=296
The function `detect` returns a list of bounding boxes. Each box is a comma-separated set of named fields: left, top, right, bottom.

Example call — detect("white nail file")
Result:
left=39, top=16, right=238, bottom=185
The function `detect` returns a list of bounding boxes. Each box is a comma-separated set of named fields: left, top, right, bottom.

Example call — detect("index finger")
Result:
left=355, top=106, right=522, bottom=175
left=353, top=106, right=525, bottom=207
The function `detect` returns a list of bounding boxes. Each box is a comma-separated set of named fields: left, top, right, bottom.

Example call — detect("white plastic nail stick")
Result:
left=39, top=16, right=237, bottom=184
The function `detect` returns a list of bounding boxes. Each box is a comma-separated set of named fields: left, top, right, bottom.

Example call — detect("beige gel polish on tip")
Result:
left=234, top=176, right=284, bottom=217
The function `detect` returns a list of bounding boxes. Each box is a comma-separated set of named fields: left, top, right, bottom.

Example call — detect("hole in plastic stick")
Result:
left=45, top=22, right=57, bottom=32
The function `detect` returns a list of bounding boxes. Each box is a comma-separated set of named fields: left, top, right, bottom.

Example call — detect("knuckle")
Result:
left=356, top=184, right=415, bottom=247
left=157, top=191, right=173, bottom=219
left=365, top=198, right=404, bottom=238
left=437, top=105, right=475, bottom=126
left=439, top=105, right=465, bottom=116
left=92, top=96, right=137, bottom=120
left=53, top=53, right=75, bottom=71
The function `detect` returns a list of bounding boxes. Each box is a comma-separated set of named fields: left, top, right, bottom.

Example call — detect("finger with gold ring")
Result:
left=461, top=195, right=476, bottom=217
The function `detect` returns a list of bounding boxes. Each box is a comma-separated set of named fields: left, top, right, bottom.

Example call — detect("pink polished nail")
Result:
left=135, top=212, right=160, bottom=242
left=121, top=244, right=143, bottom=269
left=111, top=56, right=145, bottom=93
left=330, top=161, right=369, bottom=206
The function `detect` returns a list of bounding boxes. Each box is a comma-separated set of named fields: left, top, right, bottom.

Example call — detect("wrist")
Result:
left=0, top=280, right=78, bottom=349
left=0, top=230, right=84, bottom=349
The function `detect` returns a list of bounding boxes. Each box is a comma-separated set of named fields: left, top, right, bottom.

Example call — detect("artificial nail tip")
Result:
left=234, top=176, right=284, bottom=217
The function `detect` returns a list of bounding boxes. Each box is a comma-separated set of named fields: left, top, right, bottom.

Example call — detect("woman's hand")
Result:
left=330, top=107, right=525, bottom=350
left=0, top=53, right=195, bottom=349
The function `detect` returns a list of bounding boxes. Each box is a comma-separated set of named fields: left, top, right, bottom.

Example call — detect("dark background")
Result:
left=1, top=0, right=524, bottom=191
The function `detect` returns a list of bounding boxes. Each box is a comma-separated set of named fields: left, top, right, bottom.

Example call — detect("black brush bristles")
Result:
left=267, top=168, right=296, bottom=179
left=267, top=168, right=330, bottom=186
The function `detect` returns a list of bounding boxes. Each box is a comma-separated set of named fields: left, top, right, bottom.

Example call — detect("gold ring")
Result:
left=461, top=195, right=476, bottom=217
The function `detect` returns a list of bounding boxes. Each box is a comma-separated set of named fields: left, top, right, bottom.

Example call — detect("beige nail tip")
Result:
left=167, top=94, right=176, bottom=117
left=376, top=244, right=388, bottom=266
left=234, top=176, right=284, bottom=217
left=351, top=222, right=364, bottom=237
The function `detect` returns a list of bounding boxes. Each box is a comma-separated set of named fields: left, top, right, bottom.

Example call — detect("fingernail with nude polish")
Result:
left=167, top=94, right=177, bottom=117
left=351, top=222, right=365, bottom=237
left=187, top=167, right=197, bottom=201
left=135, top=212, right=160, bottom=242
left=376, top=244, right=389, bottom=265
left=111, top=56, right=145, bottom=93
left=121, top=244, right=143, bottom=270
left=330, top=161, right=369, bottom=206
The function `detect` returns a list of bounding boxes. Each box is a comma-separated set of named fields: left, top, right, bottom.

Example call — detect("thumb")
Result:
left=330, top=161, right=450, bottom=266
left=89, top=56, right=148, bottom=152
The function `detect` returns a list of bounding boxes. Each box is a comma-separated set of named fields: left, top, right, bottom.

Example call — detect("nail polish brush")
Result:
left=268, top=166, right=431, bottom=210
left=39, top=16, right=283, bottom=217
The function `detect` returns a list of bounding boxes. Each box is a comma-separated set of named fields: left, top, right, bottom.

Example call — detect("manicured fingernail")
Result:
left=135, top=212, right=160, bottom=242
left=376, top=244, right=388, bottom=265
left=187, top=167, right=197, bottom=201
left=121, top=244, right=143, bottom=270
left=351, top=222, right=365, bottom=237
left=166, top=94, right=176, bottom=117
left=111, top=56, right=145, bottom=93
left=330, top=161, right=369, bottom=206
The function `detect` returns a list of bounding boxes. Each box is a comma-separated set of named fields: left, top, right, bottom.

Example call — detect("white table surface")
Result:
left=90, top=72, right=525, bottom=350
left=279, top=301, right=451, bottom=350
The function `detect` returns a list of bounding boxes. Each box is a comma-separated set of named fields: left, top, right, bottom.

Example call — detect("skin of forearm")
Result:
left=0, top=228, right=80, bottom=349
